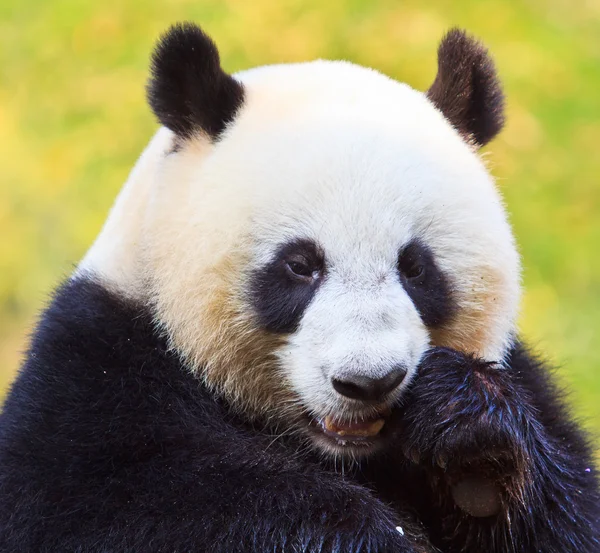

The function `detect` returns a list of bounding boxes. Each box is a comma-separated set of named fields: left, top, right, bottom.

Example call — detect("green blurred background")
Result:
left=1, top=1, right=598, bottom=452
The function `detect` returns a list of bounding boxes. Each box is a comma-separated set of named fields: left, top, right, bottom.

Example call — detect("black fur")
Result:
left=376, top=347, right=600, bottom=552
left=147, top=22, right=245, bottom=140
left=0, top=277, right=598, bottom=552
left=427, top=29, right=505, bottom=147
left=250, top=239, right=324, bottom=333
left=398, top=240, right=456, bottom=328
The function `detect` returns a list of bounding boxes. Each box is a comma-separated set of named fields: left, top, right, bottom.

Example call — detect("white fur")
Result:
left=79, top=60, right=521, bottom=428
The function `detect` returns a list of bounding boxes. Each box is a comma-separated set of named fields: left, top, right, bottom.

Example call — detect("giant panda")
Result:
left=0, top=22, right=598, bottom=553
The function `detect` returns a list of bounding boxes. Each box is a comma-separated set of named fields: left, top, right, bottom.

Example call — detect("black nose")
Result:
left=331, top=367, right=407, bottom=402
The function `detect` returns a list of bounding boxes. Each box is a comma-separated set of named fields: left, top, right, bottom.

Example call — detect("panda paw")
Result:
left=400, top=348, right=530, bottom=489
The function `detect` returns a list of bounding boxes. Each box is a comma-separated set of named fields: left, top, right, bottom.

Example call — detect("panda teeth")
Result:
left=322, top=416, right=386, bottom=438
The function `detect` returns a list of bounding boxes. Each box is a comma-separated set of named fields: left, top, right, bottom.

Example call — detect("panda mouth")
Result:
left=314, top=411, right=390, bottom=446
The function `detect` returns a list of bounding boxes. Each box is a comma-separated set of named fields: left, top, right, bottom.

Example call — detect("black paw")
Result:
left=400, top=348, right=530, bottom=483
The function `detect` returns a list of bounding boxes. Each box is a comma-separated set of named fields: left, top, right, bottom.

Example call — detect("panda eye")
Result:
left=404, top=263, right=424, bottom=280
left=285, top=259, right=317, bottom=280
left=398, top=246, right=426, bottom=282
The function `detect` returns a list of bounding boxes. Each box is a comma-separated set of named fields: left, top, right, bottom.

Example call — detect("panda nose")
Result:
left=331, top=367, right=407, bottom=402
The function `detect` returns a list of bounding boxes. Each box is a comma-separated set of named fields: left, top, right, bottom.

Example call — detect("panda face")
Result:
left=250, top=235, right=454, bottom=455
left=80, top=25, right=521, bottom=458
left=211, top=96, right=517, bottom=455
left=251, top=234, right=430, bottom=455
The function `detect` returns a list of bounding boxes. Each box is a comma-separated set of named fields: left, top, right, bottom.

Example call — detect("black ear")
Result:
left=426, top=29, right=504, bottom=148
left=147, top=22, right=245, bottom=141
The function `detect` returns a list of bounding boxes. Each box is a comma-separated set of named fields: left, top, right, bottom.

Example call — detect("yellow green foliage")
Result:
left=1, top=1, right=598, bottom=450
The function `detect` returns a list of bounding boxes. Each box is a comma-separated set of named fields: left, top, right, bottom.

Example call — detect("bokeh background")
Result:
left=1, top=1, right=599, bottom=453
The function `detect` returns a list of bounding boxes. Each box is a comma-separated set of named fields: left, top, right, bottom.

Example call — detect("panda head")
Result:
left=82, top=23, right=519, bottom=457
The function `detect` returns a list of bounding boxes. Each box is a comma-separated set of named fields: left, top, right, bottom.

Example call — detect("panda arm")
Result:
left=0, top=408, right=433, bottom=553
left=398, top=345, right=600, bottom=552
left=0, top=407, right=429, bottom=553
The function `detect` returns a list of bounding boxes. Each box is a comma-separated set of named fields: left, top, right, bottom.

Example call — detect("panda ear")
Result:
left=147, top=22, right=245, bottom=141
left=426, top=29, right=504, bottom=148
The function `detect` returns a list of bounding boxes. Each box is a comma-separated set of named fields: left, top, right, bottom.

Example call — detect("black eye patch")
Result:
left=397, top=239, right=456, bottom=328
left=250, top=239, right=324, bottom=334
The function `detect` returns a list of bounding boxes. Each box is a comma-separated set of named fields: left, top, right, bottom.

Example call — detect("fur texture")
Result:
left=250, top=238, right=325, bottom=333
left=366, top=346, right=600, bottom=552
left=397, top=239, right=456, bottom=328
left=426, top=28, right=504, bottom=147
left=147, top=23, right=245, bottom=140
left=0, top=277, right=597, bottom=552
